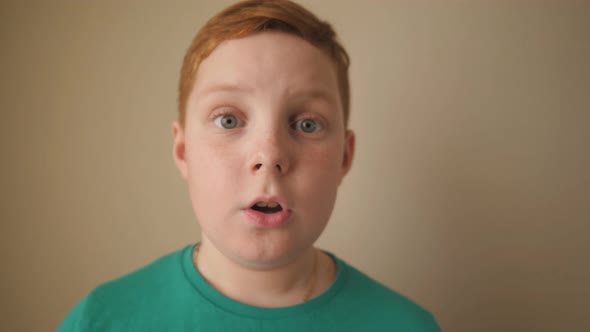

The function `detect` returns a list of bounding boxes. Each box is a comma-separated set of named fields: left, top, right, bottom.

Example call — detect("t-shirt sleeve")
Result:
left=56, top=295, right=89, bottom=332
left=423, top=311, right=443, bottom=332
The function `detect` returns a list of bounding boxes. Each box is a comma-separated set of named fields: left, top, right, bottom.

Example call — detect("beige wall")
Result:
left=1, top=1, right=589, bottom=331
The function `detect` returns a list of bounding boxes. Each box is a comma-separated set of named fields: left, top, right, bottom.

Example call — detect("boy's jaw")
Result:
left=242, top=195, right=292, bottom=228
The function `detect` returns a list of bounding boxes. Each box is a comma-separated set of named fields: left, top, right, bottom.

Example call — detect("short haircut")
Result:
left=177, top=0, right=351, bottom=128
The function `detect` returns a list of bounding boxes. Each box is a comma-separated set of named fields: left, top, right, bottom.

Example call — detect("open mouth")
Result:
left=251, top=201, right=283, bottom=214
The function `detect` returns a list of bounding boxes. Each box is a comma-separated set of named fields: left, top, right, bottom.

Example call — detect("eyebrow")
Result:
left=290, top=88, right=339, bottom=107
left=197, top=82, right=339, bottom=106
left=197, top=83, right=254, bottom=97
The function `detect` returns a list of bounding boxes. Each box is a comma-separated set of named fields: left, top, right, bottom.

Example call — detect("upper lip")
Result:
left=246, top=195, right=290, bottom=211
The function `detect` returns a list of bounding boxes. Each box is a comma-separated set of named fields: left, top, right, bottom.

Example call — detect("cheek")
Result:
left=185, top=140, right=243, bottom=212
left=187, top=136, right=241, bottom=176
left=302, top=142, right=344, bottom=180
left=294, top=143, right=344, bottom=213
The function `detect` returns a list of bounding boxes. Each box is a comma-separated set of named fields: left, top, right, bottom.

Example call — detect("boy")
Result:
left=58, top=0, right=441, bottom=330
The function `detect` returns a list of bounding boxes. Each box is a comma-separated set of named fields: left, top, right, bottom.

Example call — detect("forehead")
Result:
left=190, top=32, right=340, bottom=105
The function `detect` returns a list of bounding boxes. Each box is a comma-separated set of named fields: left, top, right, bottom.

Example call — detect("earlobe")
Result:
left=342, top=129, right=355, bottom=176
left=172, top=121, right=188, bottom=180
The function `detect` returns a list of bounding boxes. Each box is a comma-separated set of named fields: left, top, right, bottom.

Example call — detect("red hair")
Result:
left=177, top=0, right=350, bottom=127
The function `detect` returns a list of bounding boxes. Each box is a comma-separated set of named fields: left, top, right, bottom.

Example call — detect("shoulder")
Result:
left=57, top=245, right=190, bottom=331
left=90, top=245, right=187, bottom=304
left=332, top=255, right=441, bottom=331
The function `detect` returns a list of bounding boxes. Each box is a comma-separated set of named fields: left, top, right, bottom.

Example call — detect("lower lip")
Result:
left=242, top=208, right=291, bottom=228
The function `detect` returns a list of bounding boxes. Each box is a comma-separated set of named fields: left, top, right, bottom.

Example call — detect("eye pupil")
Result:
left=221, top=115, right=237, bottom=129
left=299, top=119, right=317, bottom=133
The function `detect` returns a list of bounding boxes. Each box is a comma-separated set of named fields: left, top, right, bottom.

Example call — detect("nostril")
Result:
left=253, top=163, right=284, bottom=173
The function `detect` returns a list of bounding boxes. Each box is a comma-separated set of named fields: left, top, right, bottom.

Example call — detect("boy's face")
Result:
left=173, top=32, right=354, bottom=268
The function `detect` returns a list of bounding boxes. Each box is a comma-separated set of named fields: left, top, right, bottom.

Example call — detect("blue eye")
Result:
left=214, top=114, right=240, bottom=129
left=294, top=118, right=321, bottom=133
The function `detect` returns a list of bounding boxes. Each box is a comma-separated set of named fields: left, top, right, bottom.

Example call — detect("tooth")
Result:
left=255, top=202, right=267, bottom=207
left=267, top=202, right=278, bottom=208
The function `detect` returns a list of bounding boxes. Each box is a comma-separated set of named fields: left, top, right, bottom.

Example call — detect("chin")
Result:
left=227, top=235, right=312, bottom=268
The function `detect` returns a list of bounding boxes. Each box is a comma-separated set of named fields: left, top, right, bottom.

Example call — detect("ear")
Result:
left=172, top=121, right=188, bottom=180
left=341, top=129, right=355, bottom=177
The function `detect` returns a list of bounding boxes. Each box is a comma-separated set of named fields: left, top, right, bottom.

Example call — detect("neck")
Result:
left=194, top=239, right=323, bottom=308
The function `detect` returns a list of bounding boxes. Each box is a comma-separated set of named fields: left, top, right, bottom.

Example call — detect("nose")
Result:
left=250, top=131, right=290, bottom=176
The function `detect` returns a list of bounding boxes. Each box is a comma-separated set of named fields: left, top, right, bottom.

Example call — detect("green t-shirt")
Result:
left=58, top=244, right=441, bottom=331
